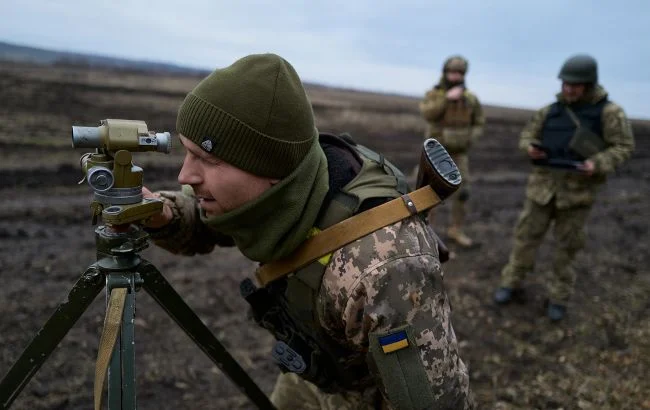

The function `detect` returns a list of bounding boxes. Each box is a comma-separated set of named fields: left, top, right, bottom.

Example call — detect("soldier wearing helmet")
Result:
left=419, top=55, right=485, bottom=249
left=494, top=54, right=635, bottom=321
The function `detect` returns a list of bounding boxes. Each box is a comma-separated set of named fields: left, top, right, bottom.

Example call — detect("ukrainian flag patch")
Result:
left=378, top=330, right=409, bottom=353
left=307, top=227, right=332, bottom=265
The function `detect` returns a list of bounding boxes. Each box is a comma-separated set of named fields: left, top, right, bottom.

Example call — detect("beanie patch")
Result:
left=200, top=137, right=214, bottom=153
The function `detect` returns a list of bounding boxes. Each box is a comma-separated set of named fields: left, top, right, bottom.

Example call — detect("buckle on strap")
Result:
left=401, top=194, right=418, bottom=216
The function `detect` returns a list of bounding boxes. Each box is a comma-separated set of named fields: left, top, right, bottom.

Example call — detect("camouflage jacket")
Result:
left=148, top=192, right=474, bottom=409
left=419, top=83, right=485, bottom=154
left=520, top=85, right=635, bottom=209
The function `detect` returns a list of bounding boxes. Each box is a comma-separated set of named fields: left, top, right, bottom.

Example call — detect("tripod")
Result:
left=0, top=222, right=276, bottom=410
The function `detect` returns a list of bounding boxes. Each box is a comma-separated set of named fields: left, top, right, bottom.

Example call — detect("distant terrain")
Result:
left=0, top=42, right=648, bottom=410
left=0, top=40, right=210, bottom=75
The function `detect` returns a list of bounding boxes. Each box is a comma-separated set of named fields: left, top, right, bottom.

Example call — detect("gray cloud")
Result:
left=1, top=0, right=648, bottom=117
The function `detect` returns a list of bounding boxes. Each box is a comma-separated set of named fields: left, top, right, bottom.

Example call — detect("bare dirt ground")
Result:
left=0, top=62, right=648, bottom=410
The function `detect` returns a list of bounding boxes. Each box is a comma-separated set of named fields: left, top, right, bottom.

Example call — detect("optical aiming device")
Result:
left=0, top=119, right=277, bottom=410
left=72, top=119, right=172, bottom=225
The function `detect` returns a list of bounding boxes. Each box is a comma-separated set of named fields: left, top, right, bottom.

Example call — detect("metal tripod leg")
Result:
left=137, top=260, right=276, bottom=410
left=0, top=265, right=105, bottom=409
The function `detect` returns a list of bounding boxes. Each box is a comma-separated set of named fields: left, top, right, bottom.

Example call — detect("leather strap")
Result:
left=401, top=194, right=418, bottom=215
left=255, top=186, right=441, bottom=287
left=94, top=287, right=127, bottom=410
left=565, top=105, right=581, bottom=127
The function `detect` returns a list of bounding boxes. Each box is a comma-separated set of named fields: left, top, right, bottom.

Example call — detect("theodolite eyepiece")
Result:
left=71, top=119, right=172, bottom=153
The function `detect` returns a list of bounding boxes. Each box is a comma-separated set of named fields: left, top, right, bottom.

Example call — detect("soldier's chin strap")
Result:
left=255, top=185, right=442, bottom=287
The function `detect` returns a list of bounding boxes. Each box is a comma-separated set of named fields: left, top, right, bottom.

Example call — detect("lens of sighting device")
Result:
left=71, top=126, right=101, bottom=148
left=72, top=125, right=171, bottom=152
left=154, top=132, right=172, bottom=153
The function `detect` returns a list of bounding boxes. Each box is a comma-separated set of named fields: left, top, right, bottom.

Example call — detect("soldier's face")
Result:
left=177, top=135, right=279, bottom=217
left=445, top=71, right=464, bottom=84
left=562, top=82, right=586, bottom=103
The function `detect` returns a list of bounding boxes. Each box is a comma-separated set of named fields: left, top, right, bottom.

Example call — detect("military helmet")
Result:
left=443, top=55, right=468, bottom=74
left=558, top=54, right=598, bottom=84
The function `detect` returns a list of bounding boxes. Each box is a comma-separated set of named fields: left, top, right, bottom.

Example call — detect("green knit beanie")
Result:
left=176, top=53, right=317, bottom=178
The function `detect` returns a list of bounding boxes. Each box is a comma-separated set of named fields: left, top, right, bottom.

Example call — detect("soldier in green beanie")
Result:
left=143, top=54, right=475, bottom=409
left=493, top=54, right=635, bottom=322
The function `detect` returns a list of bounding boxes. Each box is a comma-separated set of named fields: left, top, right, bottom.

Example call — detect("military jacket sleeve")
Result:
left=145, top=189, right=234, bottom=255
left=591, top=102, right=635, bottom=174
left=518, top=105, right=551, bottom=154
left=319, top=217, right=473, bottom=409
left=468, top=92, right=485, bottom=143
left=419, top=88, right=447, bottom=122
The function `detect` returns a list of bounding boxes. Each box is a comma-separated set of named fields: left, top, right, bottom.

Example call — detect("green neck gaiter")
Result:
left=198, top=139, right=329, bottom=263
left=437, top=75, right=465, bottom=90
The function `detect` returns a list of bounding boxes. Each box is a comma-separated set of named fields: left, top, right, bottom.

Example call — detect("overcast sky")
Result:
left=2, top=0, right=649, bottom=118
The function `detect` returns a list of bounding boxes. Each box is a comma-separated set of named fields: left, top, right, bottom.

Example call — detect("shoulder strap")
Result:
left=264, top=132, right=413, bottom=288
left=275, top=132, right=417, bottom=333
left=564, top=105, right=581, bottom=127
left=256, top=185, right=442, bottom=287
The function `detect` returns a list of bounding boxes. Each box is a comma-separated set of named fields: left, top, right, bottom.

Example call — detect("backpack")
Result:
left=241, top=132, right=412, bottom=392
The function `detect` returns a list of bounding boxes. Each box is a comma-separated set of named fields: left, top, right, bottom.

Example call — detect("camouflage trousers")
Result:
left=270, top=373, right=380, bottom=410
left=428, top=153, right=470, bottom=228
left=500, top=198, right=592, bottom=303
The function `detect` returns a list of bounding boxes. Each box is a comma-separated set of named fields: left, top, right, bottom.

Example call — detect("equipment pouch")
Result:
left=564, top=105, right=607, bottom=159
left=569, top=126, right=607, bottom=159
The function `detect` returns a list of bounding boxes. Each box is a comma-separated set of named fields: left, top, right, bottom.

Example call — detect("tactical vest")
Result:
left=441, top=94, right=474, bottom=127
left=541, top=98, right=608, bottom=160
left=240, top=133, right=410, bottom=394
left=425, top=88, right=475, bottom=154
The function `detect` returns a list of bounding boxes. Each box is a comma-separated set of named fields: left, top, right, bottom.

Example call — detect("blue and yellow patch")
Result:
left=378, top=330, right=409, bottom=353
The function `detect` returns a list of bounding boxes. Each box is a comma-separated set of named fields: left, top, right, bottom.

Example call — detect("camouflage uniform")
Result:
left=151, top=52, right=473, bottom=409
left=500, top=85, right=635, bottom=303
left=149, top=191, right=474, bottom=409
left=419, top=65, right=485, bottom=244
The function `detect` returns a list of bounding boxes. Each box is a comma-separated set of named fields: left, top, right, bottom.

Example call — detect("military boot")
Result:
left=493, top=287, right=527, bottom=305
left=447, top=225, right=474, bottom=248
left=547, top=303, right=567, bottom=322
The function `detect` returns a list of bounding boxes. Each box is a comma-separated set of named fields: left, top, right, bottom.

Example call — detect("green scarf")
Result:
left=436, top=74, right=465, bottom=90
left=193, top=138, right=329, bottom=263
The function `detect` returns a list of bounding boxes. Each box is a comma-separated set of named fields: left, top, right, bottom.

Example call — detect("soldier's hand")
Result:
left=577, top=160, right=595, bottom=176
left=527, top=144, right=547, bottom=159
left=446, top=86, right=464, bottom=100
left=142, top=187, right=174, bottom=228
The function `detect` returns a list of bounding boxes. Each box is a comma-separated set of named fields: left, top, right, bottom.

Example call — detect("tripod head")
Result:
left=72, top=119, right=172, bottom=226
